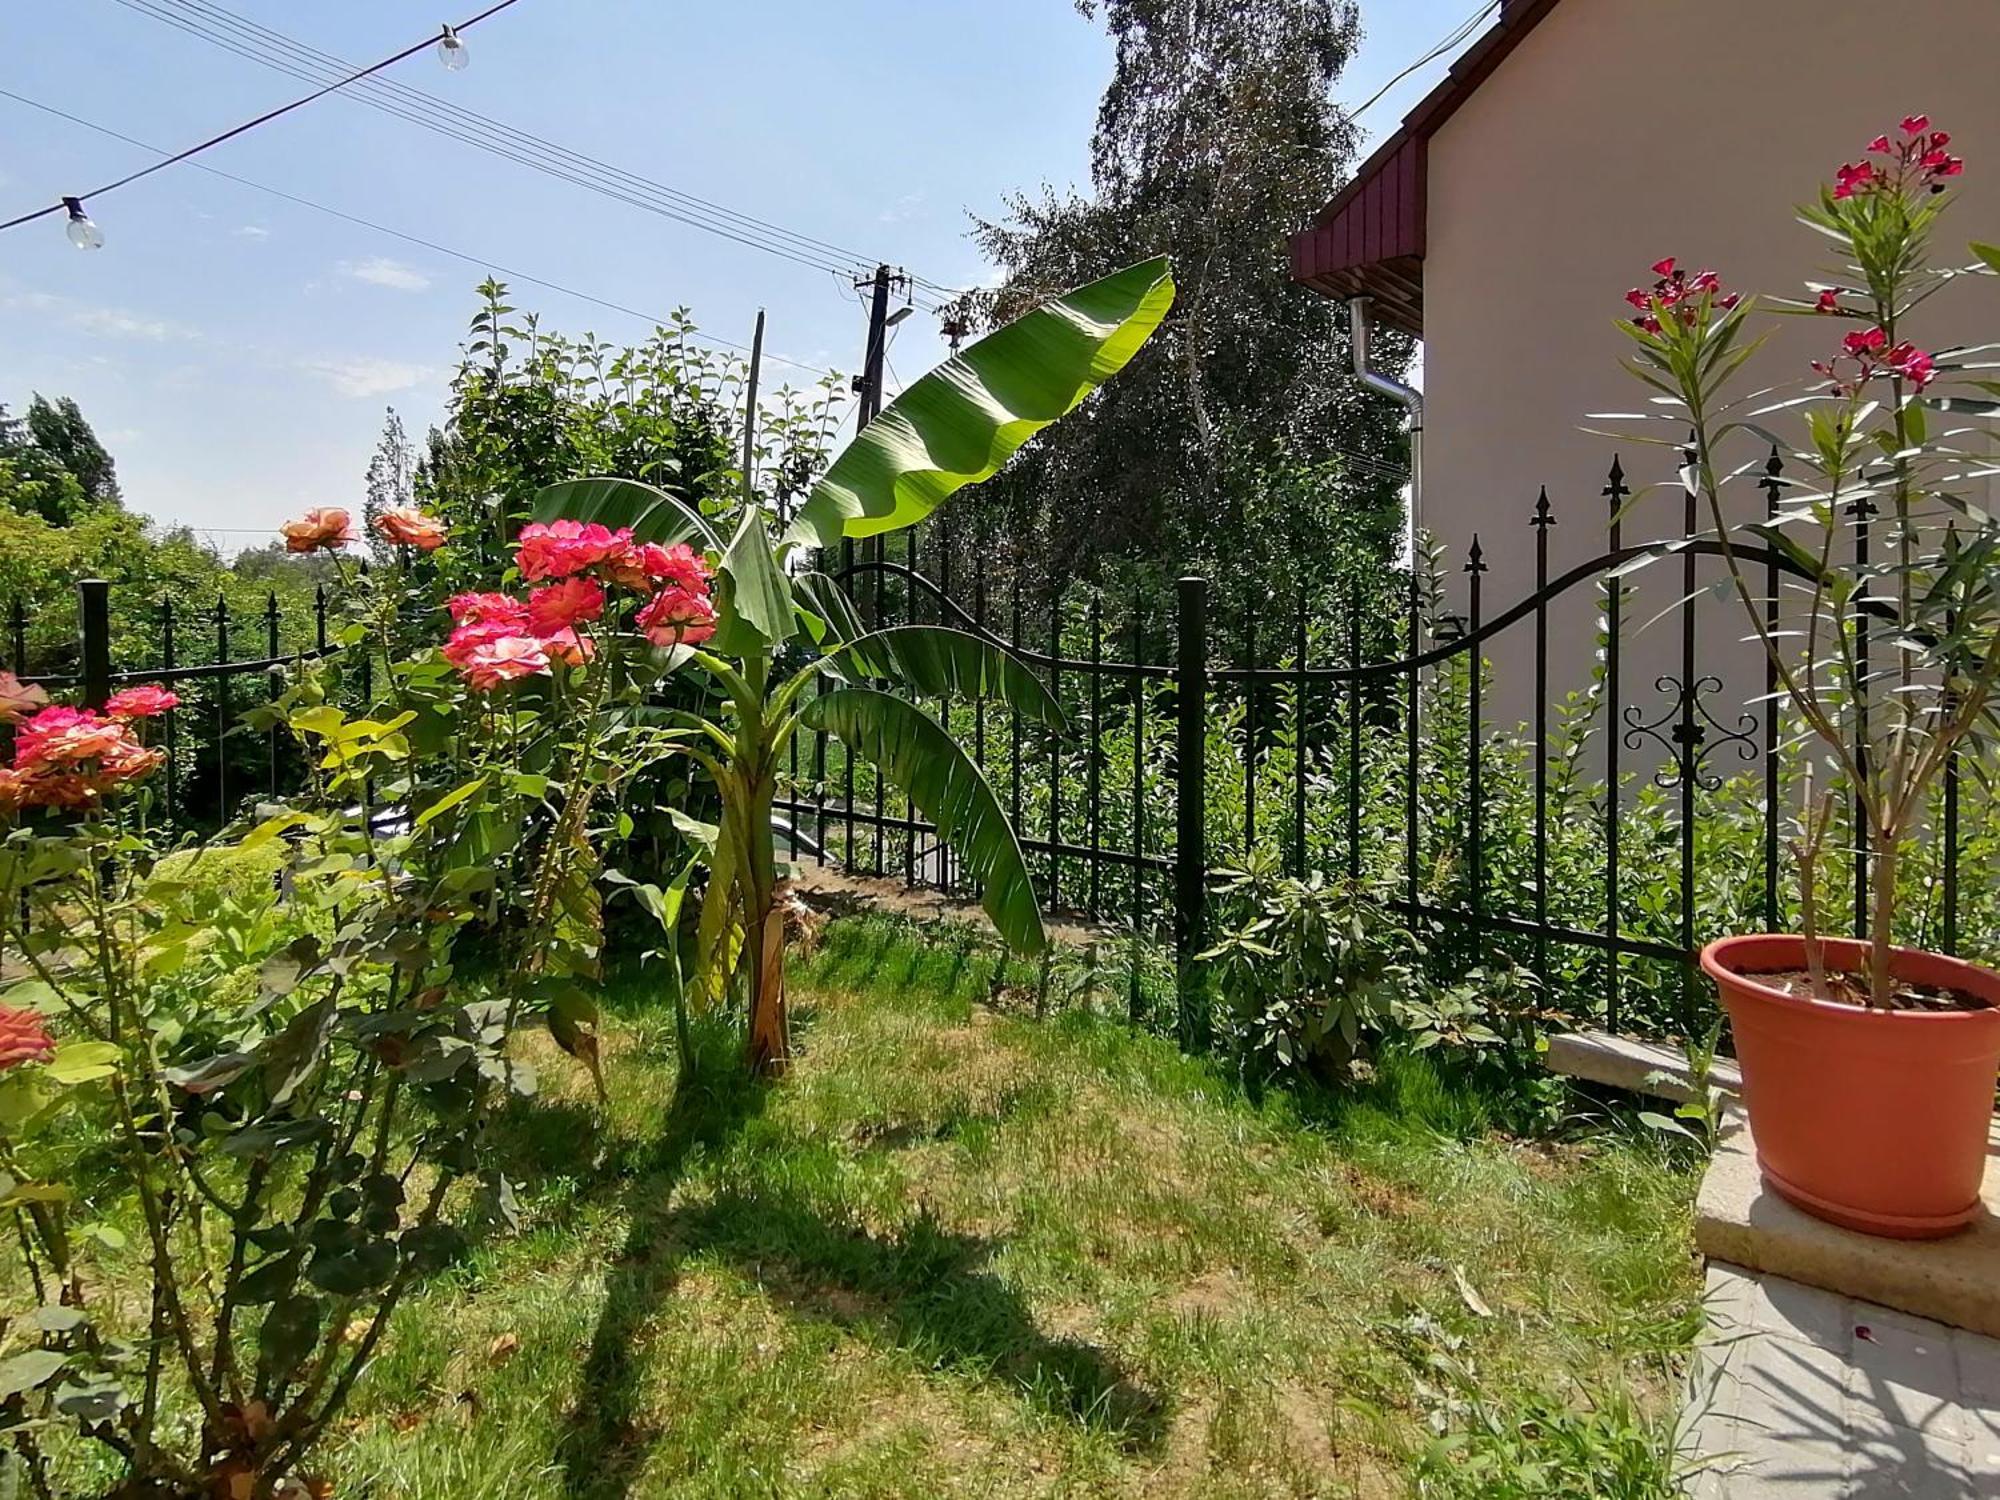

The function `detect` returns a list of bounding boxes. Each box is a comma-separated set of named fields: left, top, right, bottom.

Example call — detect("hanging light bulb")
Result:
left=62, top=197, right=104, bottom=251
left=436, top=24, right=468, bottom=71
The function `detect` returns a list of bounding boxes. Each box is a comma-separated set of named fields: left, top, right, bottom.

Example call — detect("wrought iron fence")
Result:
left=779, top=453, right=1986, bottom=1047
left=8, top=579, right=340, bottom=829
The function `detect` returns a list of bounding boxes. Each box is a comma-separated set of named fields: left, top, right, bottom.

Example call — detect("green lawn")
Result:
left=308, top=916, right=1700, bottom=1498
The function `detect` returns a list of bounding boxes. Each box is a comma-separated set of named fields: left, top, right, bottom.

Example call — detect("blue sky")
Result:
left=1, top=0, right=1478, bottom=549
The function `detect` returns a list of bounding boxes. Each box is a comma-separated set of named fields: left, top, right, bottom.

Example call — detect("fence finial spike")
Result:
left=1465, top=534, right=1487, bottom=572
left=1532, top=486, right=1554, bottom=528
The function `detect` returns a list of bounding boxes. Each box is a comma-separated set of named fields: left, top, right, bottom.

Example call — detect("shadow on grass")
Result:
left=537, top=1002, right=1166, bottom=1497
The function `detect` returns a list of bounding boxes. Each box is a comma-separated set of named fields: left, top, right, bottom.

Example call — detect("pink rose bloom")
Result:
left=105, top=685, right=180, bottom=721
left=540, top=628, right=597, bottom=667
left=0, top=672, right=49, bottom=725
left=15, top=707, right=128, bottom=771
left=446, top=593, right=530, bottom=630
left=515, top=521, right=634, bottom=581
left=461, top=636, right=551, bottom=691
left=636, top=586, right=718, bottom=647
left=0, top=1005, right=54, bottom=1070
left=527, top=577, right=606, bottom=634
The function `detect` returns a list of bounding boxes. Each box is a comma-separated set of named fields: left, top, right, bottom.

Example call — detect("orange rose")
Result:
left=374, top=506, right=448, bottom=551
left=280, top=508, right=354, bottom=554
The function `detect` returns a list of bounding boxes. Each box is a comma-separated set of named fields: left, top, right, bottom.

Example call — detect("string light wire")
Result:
left=0, top=87, right=838, bottom=379
left=0, top=0, right=525, bottom=233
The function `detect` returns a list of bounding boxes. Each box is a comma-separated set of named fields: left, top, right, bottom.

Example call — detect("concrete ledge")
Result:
left=1695, top=1111, right=2000, bottom=1340
left=1543, top=1028, right=1742, bottom=1103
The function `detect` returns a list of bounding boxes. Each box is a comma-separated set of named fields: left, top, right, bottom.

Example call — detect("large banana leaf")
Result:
left=803, top=687, right=1045, bottom=953
left=532, top=477, right=725, bottom=554
left=820, top=626, right=1065, bottom=730
left=785, top=257, right=1175, bottom=552
left=792, top=571, right=867, bottom=645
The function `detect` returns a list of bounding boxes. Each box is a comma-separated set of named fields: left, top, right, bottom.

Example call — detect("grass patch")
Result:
left=311, top=914, right=1700, bottom=1497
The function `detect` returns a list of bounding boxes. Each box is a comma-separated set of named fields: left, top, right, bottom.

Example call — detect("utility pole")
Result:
left=852, top=262, right=901, bottom=427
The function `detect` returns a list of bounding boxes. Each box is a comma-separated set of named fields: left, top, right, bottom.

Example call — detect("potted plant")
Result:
left=1614, top=117, right=2000, bottom=1238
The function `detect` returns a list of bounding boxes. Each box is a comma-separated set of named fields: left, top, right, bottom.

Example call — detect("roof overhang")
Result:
left=1290, top=0, right=1563, bottom=337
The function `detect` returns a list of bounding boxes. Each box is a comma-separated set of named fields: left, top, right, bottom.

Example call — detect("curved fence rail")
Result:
left=777, top=454, right=1980, bottom=1048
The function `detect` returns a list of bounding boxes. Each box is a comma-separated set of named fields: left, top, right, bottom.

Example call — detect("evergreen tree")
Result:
left=25, top=395, right=120, bottom=508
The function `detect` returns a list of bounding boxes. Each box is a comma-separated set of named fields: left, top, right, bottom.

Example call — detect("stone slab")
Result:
left=1543, top=1027, right=1743, bottom=1103
left=1695, top=1111, right=2000, bottom=1341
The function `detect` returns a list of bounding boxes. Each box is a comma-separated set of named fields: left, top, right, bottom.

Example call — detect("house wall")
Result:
left=1419, top=0, right=2000, bottom=736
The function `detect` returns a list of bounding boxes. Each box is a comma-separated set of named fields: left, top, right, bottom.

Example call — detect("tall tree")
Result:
left=362, top=407, right=417, bottom=565
left=951, top=0, right=1413, bottom=601
left=25, top=395, right=120, bottom=508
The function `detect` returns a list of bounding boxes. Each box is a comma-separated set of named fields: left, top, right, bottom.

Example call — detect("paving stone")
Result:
left=1845, top=1309, right=1963, bottom=1434
left=1692, top=1264, right=2000, bottom=1499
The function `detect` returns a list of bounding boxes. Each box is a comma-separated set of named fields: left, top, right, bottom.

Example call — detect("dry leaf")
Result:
left=1451, top=1264, right=1493, bottom=1319
left=487, top=1331, right=520, bottom=1364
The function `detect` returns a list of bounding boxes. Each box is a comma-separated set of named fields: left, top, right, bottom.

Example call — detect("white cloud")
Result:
left=3, top=291, right=196, bottom=341
left=878, top=192, right=925, bottom=224
left=300, top=356, right=433, bottom=399
left=338, top=256, right=431, bottom=292
left=235, top=224, right=270, bottom=240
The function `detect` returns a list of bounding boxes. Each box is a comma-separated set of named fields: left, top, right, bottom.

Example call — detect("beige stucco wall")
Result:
left=1420, top=0, right=2000, bottom=734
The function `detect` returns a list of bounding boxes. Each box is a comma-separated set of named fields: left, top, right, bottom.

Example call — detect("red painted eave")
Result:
left=1290, top=0, right=1564, bottom=336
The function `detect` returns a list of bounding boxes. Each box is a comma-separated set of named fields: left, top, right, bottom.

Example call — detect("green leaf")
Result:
left=416, top=775, right=489, bottom=829
left=803, top=687, right=1046, bottom=953
left=529, top=477, right=724, bottom=553
left=1972, top=242, right=2000, bottom=276
left=819, top=626, right=1066, bottom=729
left=44, top=1042, right=119, bottom=1086
left=257, top=1294, right=322, bottom=1383
left=0, top=1350, right=65, bottom=1400
left=786, top=257, right=1175, bottom=550
left=163, top=1052, right=256, bottom=1095
left=792, top=571, right=867, bottom=646
left=716, top=510, right=794, bottom=650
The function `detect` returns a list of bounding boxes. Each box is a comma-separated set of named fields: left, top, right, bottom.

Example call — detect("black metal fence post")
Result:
left=1174, top=574, right=1209, bottom=1051
left=78, top=579, right=112, bottom=708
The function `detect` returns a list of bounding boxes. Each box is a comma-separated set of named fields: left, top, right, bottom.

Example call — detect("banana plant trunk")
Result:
left=742, top=772, right=790, bottom=1075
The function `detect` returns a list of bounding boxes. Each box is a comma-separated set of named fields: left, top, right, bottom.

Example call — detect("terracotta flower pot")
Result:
left=1702, top=934, right=2000, bottom=1239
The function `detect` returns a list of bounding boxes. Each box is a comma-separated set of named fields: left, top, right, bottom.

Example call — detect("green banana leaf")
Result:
left=785, top=257, right=1174, bottom=552
left=792, top=571, right=867, bottom=645
left=804, top=687, right=1045, bottom=953
left=531, top=477, right=725, bottom=554
left=712, top=510, right=795, bottom=651
left=819, top=626, right=1065, bottom=730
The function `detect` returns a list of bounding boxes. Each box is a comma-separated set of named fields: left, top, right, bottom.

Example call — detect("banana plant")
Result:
left=535, top=257, right=1174, bottom=1072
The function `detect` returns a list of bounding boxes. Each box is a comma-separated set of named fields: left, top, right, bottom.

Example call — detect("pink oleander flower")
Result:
left=0, top=1005, right=54, bottom=1070
left=0, top=671, right=48, bottom=725
left=1651, top=257, right=1677, bottom=278
left=1843, top=328, right=1888, bottom=358
left=1833, top=161, right=1877, bottom=200
left=527, top=577, right=605, bottom=635
left=104, top=685, right=180, bottom=721
left=1902, top=114, right=1930, bottom=137
left=374, top=507, right=448, bottom=551
left=280, top=507, right=354, bottom=554
left=515, top=521, right=635, bottom=582
left=461, top=635, right=551, bottom=691
left=636, top=585, right=718, bottom=647
left=1815, top=288, right=1844, bottom=313
left=1885, top=340, right=1936, bottom=389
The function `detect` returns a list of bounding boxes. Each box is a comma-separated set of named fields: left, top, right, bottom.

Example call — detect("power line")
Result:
left=109, top=0, right=909, bottom=286
left=0, top=0, right=524, bottom=233
left=158, top=0, right=884, bottom=277
left=0, top=87, right=838, bottom=379
left=1348, top=0, right=1499, bottom=122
